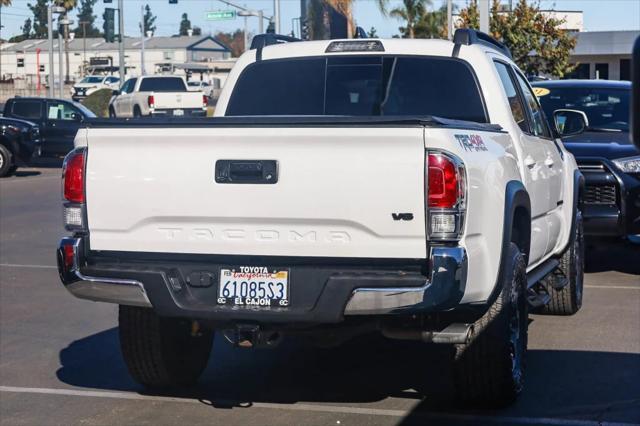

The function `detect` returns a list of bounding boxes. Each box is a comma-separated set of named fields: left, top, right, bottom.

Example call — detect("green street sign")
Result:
left=206, top=10, right=236, bottom=20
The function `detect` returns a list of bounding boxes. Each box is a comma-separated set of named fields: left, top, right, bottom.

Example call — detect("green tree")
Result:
left=458, top=0, right=577, bottom=77
left=143, top=4, right=157, bottom=34
left=179, top=13, right=191, bottom=36
left=390, top=0, right=430, bottom=39
left=75, top=0, right=100, bottom=37
left=27, top=0, right=49, bottom=38
left=192, top=26, right=202, bottom=36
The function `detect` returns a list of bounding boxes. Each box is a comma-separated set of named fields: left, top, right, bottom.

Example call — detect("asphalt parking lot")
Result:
left=0, top=165, right=639, bottom=426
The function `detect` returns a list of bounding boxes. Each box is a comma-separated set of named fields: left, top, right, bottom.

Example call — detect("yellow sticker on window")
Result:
left=532, top=87, right=550, bottom=97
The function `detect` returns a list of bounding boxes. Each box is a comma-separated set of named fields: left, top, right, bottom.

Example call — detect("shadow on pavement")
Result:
left=56, top=328, right=640, bottom=424
left=11, top=170, right=42, bottom=178
left=585, top=238, right=640, bottom=275
left=28, top=157, right=64, bottom=169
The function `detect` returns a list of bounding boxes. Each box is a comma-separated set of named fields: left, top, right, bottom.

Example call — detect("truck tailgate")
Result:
left=153, top=92, right=202, bottom=109
left=85, top=126, right=427, bottom=259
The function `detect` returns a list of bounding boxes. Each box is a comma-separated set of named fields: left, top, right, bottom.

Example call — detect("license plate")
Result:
left=173, top=109, right=184, bottom=116
left=217, top=268, right=289, bottom=307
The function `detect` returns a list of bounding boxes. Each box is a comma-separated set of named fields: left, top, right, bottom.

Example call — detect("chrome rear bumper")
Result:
left=57, top=237, right=151, bottom=307
left=343, top=246, right=467, bottom=315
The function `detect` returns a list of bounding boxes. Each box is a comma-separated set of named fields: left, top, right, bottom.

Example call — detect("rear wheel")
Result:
left=133, top=106, right=142, bottom=118
left=541, top=210, right=584, bottom=315
left=0, top=145, right=13, bottom=177
left=452, top=242, right=528, bottom=407
left=119, top=306, right=213, bottom=388
left=109, top=106, right=116, bottom=118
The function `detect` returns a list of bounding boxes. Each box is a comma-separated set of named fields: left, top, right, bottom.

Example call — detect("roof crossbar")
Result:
left=250, top=33, right=301, bottom=61
left=452, top=28, right=513, bottom=59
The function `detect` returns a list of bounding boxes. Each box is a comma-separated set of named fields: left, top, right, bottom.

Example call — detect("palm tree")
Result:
left=390, top=0, right=431, bottom=39
left=309, top=0, right=388, bottom=40
left=55, top=0, right=77, bottom=83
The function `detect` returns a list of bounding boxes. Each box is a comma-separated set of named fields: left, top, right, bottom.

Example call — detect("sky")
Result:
left=1, top=0, right=639, bottom=41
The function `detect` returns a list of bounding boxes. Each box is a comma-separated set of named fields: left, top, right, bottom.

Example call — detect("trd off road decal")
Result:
left=455, top=134, right=488, bottom=152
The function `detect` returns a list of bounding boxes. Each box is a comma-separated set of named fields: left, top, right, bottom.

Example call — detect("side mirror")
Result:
left=70, top=112, right=83, bottom=122
left=632, top=35, right=639, bottom=148
left=553, top=109, right=589, bottom=137
left=112, top=89, right=120, bottom=96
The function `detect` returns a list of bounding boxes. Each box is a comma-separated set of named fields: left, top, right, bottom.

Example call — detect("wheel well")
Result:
left=511, top=206, right=531, bottom=263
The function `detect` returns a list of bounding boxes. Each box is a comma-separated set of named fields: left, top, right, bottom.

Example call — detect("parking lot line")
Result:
left=0, top=385, right=633, bottom=426
left=0, top=264, right=57, bottom=269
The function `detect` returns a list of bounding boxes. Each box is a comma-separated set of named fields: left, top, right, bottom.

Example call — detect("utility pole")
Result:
left=79, top=21, right=88, bottom=77
left=58, top=22, right=64, bottom=97
left=47, top=7, right=54, bottom=97
left=273, top=0, right=280, bottom=33
left=479, top=0, right=489, bottom=33
left=447, top=0, right=453, bottom=40
left=48, top=5, right=65, bottom=98
left=140, top=5, right=146, bottom=75
left=118, top=0, right=125, bottom=82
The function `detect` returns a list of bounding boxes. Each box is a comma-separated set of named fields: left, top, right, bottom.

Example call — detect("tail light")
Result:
left=62, top=148, right=87, bottom=232
left=147, top=95, right=155, bottom=109
left=427, top=151, right=466, bottom=241
left=202, top=94, right=208, bottom=110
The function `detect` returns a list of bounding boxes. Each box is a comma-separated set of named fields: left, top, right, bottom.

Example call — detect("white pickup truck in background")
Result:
left=108, top=75, right=207, bottom=118
left=60, top=30, right=587, bottom=407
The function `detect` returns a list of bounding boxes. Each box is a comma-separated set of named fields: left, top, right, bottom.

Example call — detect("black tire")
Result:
left=109, top=107, right=116, bottom=118
left=452, top=242, right=528, bottom=407
left=8, top=165, right=18, bottom=175
left=133, top=106, right=142, bottom=118
left=541, top=211, right=584, bottom=315
left=119, top=306, right=214, bottom=388
left=0, top=145, right=13, bottom=177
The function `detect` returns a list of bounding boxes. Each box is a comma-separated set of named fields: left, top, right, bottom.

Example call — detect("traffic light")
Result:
left=301, top=19, right=309, bottom=40
left=169, top=0, right=178, bottom=3
left=103, top=8, right=116, bottom=42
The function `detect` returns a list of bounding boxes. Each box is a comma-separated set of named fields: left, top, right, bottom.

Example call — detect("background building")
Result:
left=0, top=35, right=233, bottom=84
left=567, top=30, right=638, bottom=80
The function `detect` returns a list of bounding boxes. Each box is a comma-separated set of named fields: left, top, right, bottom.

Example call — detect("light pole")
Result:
left=238, top=9, right=264, bottom=50
left=140, top=5, right=146, bottom=75
left=118, top=0, right=125, bottom=82
left=273, top=0, right=280, bottom=34
left=47, top=5, right=66, bottom=98
left=79, top=21, right=89, bottom=77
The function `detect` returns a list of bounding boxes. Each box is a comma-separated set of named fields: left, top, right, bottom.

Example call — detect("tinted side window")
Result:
left=139, top=77, right=186, bottom=92
left=11, top=100, right=41, bottom=119
left=494, top=62, right=528, bottom=133
left=120, top=79, right=133, bottom=93
left=514, top=71, right=551, bottom=138
left=46, top=102, right=79, bottom=121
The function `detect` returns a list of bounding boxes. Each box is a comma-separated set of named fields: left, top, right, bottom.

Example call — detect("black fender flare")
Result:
left=486, top=180, right=531, bottom=307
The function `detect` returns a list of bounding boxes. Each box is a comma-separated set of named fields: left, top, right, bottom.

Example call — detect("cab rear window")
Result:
left=226, top=56, right=488, bottom=123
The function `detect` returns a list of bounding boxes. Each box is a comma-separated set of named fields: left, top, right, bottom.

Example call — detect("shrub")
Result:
left=81, top=88, right=113, bottom=118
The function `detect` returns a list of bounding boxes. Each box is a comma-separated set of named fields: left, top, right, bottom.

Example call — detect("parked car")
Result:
left=0, top=117, right=40, bottom=177
left=2, top=97, right=96, bottom=157
left=533, top=80, right=639, bottom=239
left=109, top=75, right=207, bottom=118
left=70, top=75, right=120, bottom=101
left=187, top=80, right=214, bottom=98
left=59, top=31, right=585, bottom=407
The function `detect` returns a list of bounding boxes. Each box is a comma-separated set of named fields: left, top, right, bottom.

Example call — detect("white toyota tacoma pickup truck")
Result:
left=108, top=75, right=207, bottom=118
left=59, top=30, right=586, bottom=407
